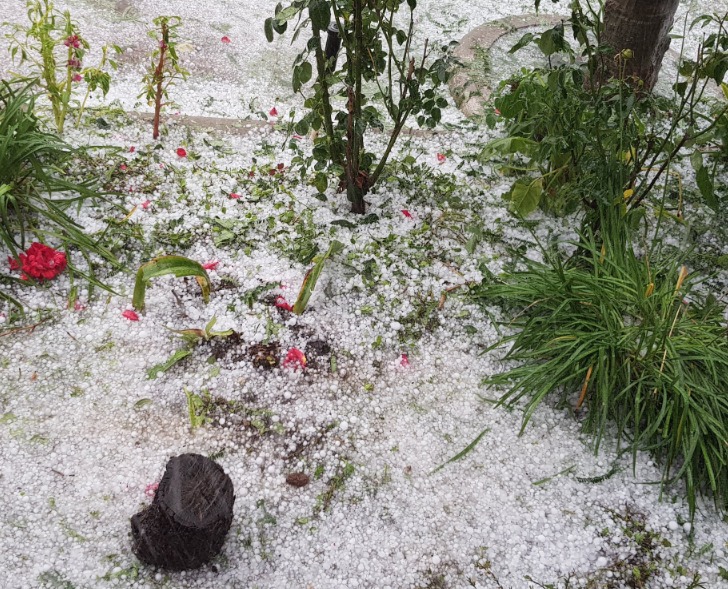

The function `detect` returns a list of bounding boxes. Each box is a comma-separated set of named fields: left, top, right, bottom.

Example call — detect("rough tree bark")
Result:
left=602, top=0, right=680, bottom=91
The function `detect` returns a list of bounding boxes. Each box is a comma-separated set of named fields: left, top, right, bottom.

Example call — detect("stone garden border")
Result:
left=448, top=13, right=566, bottom=118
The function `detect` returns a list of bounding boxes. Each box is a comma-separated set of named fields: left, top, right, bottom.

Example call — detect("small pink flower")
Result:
left=140, top=200, right=151, bottom=210
left=72, top=73, right=83, bottom=83
left=400, top=353, right=410, bottom=367
left=494, top=108, right=501, bottom=116
left=275, top=296, right=293, bottom=312
left=268, top=168, right=277, bottom=176
left=401, top=209, right=413, bottom=219
left=248, top=170, right=255, bottom=178
left=144, top=482, right=159, bottom=497
left=436, top=153, right=446, bottom=163
left=202, top=260, right=219, bottom=271
left=74, top=300, right=86, bottom=311
left=292, top=134, right=303, bottom=141
left=129, top=146, right=136, bottom=153
left=282, top=348, right=306, bottom=370
left=176, top=147, right=187, bottom=158
left=229, top=192, right=241, bottom=199
left=8, top=256, right=20, bottom=271
left=67, top=58, right=82, bottom=70
left=119, top=164, right=128, bottom=172
left=221, top=36, right=231, bottom=44
left=277, top=163, right=285, bottom=171
left=269, top=107, right=278, bottom=117
left=159, top=40, right=167, bottom=49
left=122, top=310, right=140, bottom=321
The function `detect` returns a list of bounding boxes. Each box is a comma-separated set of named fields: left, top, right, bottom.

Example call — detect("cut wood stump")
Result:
left=131, top=453, right=235, bottom=570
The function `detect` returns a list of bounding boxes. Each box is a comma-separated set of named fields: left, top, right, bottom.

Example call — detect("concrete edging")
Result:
left=448, top=13, right=566, bottom=118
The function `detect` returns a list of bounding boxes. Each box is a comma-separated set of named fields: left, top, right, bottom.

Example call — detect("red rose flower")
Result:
left=436, top=153, right=446, bottom=163
left=10, top=242, right=67, bottom=281
left=176, top=147, right=187, bottom=158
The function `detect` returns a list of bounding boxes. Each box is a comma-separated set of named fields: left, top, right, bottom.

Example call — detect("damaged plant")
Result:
left=139, top=15, right=188, bottom=140
left=265, top=0, right=454, bottom=213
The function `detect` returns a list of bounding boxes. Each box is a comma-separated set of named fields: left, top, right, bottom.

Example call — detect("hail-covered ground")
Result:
left=1, top=1, right=728, bottom=588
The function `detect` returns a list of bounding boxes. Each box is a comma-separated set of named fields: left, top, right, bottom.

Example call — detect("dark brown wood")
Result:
left=602, top=0, right=680, bottom=91
left=130, top=453, right=235, bottom=570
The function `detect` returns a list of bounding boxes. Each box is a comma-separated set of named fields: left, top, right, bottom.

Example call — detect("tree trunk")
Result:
left=602, top=0, right=680, bottom=92
left=130, top=453, right=235, bottom=570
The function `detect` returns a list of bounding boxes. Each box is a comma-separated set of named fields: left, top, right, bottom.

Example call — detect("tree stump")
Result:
left=130, top=453, right=235, bottom=570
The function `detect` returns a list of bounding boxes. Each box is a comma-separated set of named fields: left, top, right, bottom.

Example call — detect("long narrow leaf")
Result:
left=132, top=255, right=211, bottom=311
left=292, top=240, right=343, bottom=315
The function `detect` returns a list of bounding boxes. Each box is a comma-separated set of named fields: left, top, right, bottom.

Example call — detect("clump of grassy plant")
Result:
left=0, top=80, right=118, bottom=298
left=474, top=206, right=728, bottom=519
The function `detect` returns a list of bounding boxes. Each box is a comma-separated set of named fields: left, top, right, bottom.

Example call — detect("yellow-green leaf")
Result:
left=132, top=255, right=211, bottom=311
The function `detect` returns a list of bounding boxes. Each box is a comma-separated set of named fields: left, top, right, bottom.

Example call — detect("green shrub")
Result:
left=474, top=206, right=728, bottom=519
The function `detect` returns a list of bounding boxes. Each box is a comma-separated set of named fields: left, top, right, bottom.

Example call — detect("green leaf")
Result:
left=431, top=427, right=490, bottom=473
left=314, top=171, right=328, bottom=193
left=507, top=177, right=543, bottom=217
left=292, top=240, right=344, bottom=315
left=479, top=136, right=539, bottom=161
left=275, top=5, right=299, bottom=24
left=300, top=61, right=313, bottom=84
left=309, top=0, right=330, bottom=31
left=132, top=255, right=211, bottom=311
left=134, top=398, right=153, bottom=410
left=360, top=213, right=379, bottom=225
left=147, top=348, right=193, bottom=379
left=690, top=150, right=703, bottom=172
left=509, top=32, right=534, bottom=54
left=696, top=166, right=717, bottom=211
left=331, top=219, right=357, bottom=228
left=264, top=18, right=274, bottom=42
